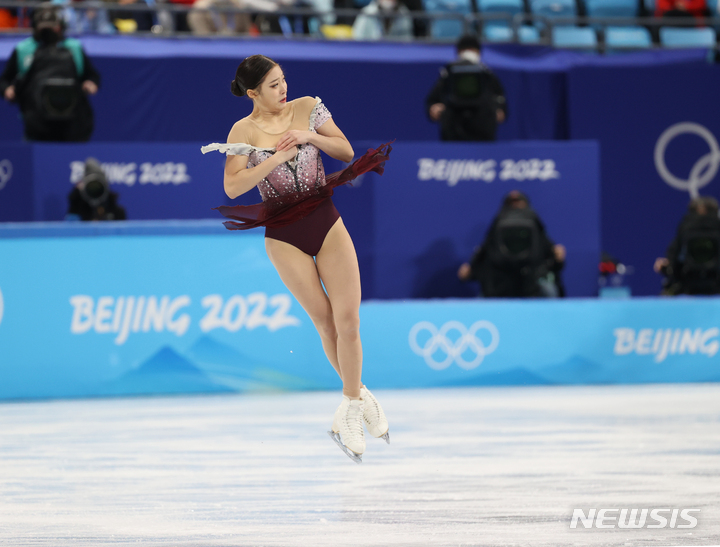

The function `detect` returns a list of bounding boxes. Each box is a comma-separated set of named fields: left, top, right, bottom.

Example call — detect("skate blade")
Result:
left=380, top=430, right=390, bottom=444
left=327, top=430, right=362, bottom=464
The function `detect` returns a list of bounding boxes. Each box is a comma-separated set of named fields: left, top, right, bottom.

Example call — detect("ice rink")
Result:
left=1, top=384, right=719, bottom=546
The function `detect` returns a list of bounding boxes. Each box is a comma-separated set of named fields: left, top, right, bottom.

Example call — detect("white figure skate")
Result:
left=361, top=386, right=390, bottom=444
left=328, top=396, right=366, bottom=464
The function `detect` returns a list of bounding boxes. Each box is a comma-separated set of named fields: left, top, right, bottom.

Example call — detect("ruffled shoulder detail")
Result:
left=309, top=97, right=332, bottom=131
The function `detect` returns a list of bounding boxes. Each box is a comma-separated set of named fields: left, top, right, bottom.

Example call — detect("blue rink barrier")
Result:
left=0, top=222, right=718, bottom=401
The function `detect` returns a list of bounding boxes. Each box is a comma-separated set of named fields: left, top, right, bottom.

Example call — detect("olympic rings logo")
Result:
left=408, top=320, right=499, bottom=370
left=654, top=122, right=720, bottom=199
left=0, top=159, right=12, bottom=191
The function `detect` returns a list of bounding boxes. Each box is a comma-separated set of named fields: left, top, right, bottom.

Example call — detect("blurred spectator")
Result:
left=0, top=8, right=18, bottom=29
left=110, top=0, right=156, bottom=32
left=655, top=0, right=710, bottom=21
left=400, top=0, right=427, bottom=37
left=458, top=190, right=566, bottom=298
left=332, top=0, right=355, bottom=26
left=426, top=34, right=507, bottom=142
left=167, top=0, right=196, bottom=32
left=188, top=0, right=253, bottom=34
left=52, top=0, right=117, bottom=34
left=67, top=158, right=127, bottom=221
left=352, top=0, right=413, bottom=40
left=654, top=196, right=720, bottom=295
left=0, top=3, right=100, bottom=141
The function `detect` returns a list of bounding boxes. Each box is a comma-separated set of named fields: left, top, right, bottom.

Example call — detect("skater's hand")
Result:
left=276, top=130, right=312, bottom=151
left=274, top=145, right=298, bottom=164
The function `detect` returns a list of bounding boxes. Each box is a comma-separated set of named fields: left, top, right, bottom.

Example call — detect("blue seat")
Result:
left=518, top=25, right=541, bottom=42
left=605, top=25, right=652, bottom=49
left=585, top=0, right=638, bottom=18
left=424, top=0, right=472, bottom=38
left=552, top=25, right=598, bottom=47
left=478, top=0, right=524, bottom=28
left=483, top=24, right=540, bottom=42
left=529, top=0, right=576, bottom=18
left=478, top=0, right=524, bottom=13
left=643, top=0, right=654, bottom=11
left=659, top=27, right=717, bottom=47
left=483, top=25, right=513, bottom=40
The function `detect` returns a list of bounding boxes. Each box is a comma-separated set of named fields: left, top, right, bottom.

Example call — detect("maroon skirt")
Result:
left=213, top=142, right=392, bottom=230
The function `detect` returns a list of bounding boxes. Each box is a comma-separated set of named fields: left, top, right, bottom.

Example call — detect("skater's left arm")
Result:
left=275, top=120, right=354, bottom=163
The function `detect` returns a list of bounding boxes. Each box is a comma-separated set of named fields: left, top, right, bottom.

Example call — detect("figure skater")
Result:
left=202, top=55, right=390, bottom=463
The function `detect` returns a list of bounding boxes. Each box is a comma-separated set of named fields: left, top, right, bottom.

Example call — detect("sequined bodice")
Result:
left=248, top=142, right=326, bottom=201
left=245, top=98, right=332, bottom=202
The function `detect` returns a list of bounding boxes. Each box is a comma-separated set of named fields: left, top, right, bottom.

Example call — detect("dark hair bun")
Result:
left=231, top=55, right=279, bottom=98
left=230, top=79, right=246, bottom=97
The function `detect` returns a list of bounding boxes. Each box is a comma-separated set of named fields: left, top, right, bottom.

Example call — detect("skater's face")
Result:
left=250, top=65, right=287, bottom=111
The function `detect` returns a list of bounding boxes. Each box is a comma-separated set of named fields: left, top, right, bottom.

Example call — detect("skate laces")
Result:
left=363, top=390, right=385, bottom=425
left=342, top=401, right=364, bottom=442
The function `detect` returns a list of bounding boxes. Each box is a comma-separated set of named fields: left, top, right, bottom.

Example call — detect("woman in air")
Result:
left=202, top=55, right=391, bottom=463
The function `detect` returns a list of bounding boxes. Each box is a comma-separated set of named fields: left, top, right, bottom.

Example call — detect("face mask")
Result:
left=458, top=50, right=481, bottom=64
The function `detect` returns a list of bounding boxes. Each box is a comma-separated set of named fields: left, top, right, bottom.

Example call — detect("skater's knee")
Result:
left=314, top=312, right=337, bottom=340
left=334, top=311, right=360, bottom=342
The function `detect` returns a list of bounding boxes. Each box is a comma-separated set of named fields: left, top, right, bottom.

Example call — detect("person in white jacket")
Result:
left=352, top=0, right=413, bottom=40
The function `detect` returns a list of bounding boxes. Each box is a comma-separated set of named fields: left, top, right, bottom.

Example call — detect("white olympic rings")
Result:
left=0, top=159, right=12, bottom=191
left=654, top=122, right=720, bottom=199
left=408, top=320, right=500, bottom=370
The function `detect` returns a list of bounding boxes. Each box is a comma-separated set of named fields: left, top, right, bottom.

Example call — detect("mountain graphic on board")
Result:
left=98, top=346, right=234, bottom=396
left=444, top=367, right=554, bottom=387
left=186, top=334, right=320, bottom=392
left=536, top=355, right=618, bottom=385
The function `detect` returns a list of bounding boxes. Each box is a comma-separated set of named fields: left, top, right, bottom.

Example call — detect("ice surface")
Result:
left=1, top=385, right=719, bottom=546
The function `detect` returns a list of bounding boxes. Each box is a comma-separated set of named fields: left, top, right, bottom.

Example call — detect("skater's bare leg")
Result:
left=316, top=219, right=363, bottom=399
left=265, top=237, right=343, bottom=380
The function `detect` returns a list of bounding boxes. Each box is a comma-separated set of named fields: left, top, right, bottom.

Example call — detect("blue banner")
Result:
left=568, top=64, right=720, bottom=296
left=1, top=222, right=716, bottom=402
left=359, top=140, right=601, bottom=299
left=0, top=143, right=33, bottom=222
left=33, top=142, right=244, bottom=221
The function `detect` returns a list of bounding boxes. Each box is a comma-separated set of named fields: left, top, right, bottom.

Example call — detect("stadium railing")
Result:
left=0, top=0, right=719, bottom=55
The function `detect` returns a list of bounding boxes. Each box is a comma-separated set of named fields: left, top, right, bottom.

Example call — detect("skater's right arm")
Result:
left=223, top=121, right=297, bottom=199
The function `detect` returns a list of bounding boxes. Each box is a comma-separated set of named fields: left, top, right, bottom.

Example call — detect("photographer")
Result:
left=67, top=158, right=126, bottom=221
left=425, top=34, right=507, bottom=142
left=654, top=196, right=720, bottom=295
left=0, top=3, right=100, bottom=142
left=458, top=191, right=566, bottom=298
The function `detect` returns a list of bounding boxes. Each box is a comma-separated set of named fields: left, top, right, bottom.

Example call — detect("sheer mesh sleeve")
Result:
left=310, top=98, right=332, bottom=131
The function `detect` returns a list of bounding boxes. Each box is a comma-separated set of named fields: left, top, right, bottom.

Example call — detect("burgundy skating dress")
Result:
left=202, top=97, right=391, bottom=256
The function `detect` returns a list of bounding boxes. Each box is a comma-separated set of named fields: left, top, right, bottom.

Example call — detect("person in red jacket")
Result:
left=655, top=0, right=710, bottom=20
